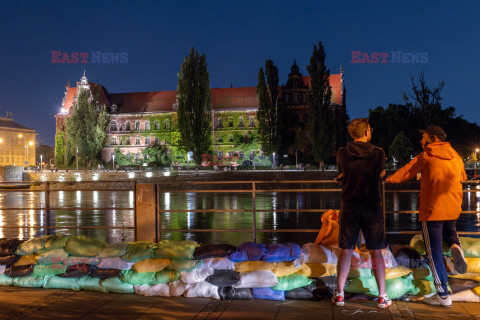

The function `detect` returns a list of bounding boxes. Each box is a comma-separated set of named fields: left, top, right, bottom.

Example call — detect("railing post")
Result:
left=252, top=182, right=256, bottom=243
left=134, top=182, right=157, bottom=242
left=44, top=181, right=51, bottom=235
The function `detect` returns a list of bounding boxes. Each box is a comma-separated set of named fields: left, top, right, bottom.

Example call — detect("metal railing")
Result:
left=0, top=180, right=136, bottom=235
left=156, top=180, right=480, bottom=241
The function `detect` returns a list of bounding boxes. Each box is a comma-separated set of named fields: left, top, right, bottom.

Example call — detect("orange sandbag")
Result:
left=315, top=210, right=340, bottom=246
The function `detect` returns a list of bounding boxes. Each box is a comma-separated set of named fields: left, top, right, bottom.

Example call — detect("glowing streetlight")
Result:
left=18, top=134, right=34, bottom=167
left=475, top=148, right=480, bottom=176
left=112, top=154, right=116, bottom=171
left=40, top=155, right=43, bottom=172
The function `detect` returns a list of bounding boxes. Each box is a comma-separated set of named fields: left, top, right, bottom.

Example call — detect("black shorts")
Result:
left=339, top=208, right=386, bottom=250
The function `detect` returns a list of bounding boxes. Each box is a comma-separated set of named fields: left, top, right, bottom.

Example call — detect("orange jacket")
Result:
left=388, top=142, right=466, bottom=221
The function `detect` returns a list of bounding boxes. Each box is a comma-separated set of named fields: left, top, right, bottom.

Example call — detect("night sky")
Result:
left=0, top=0, right=478, bottom=146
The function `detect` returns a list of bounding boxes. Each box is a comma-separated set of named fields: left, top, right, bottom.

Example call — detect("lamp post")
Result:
left=18, top=134, right=34, bottom=167
left=76, top=145, right=79, bottom=171
left=40, top=155, right=43, bottom=172
left=112, top=154, right=116, bottom=171
left=272, top=152, right=276, bottom=169
left=475, top=148, right=480, bottom=176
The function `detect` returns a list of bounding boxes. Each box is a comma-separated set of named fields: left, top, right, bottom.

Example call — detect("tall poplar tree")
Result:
left=176, top=47, right=213, bottom=164
left=256, top=59, right=280, bottom=155
left=64, top=88, right=108, bottom=166
left=307, top=42, right=333, bottom=164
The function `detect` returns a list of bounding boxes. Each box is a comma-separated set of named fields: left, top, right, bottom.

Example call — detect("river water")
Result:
left=0, top=184, right=478, bottom=245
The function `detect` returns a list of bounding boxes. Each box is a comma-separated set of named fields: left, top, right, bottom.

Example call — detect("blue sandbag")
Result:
left=261, top=244, right=301, bottom=262
left=251, top=287, right=285, bottom=301
left=228, top=242, right=266, bottom=262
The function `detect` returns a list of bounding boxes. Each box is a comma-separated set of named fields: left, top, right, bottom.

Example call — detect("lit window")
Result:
left=110, top=121, right=117, bottom=131
left=145, top=121, right=150, bottom=130
left=155, top=121, right=160, bottom=130
left=110, top=137, right=117, bottom=145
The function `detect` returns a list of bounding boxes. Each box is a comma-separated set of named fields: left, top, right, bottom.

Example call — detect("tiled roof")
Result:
left=0, top=118, right=34, bottom=131
left=61, top=75, right=343, bottom=114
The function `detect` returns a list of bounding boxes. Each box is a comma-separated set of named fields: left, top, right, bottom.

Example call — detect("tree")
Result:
left=403, top=71, right=454, bottom=128
left=256, top=59, right=280, bottom=155
left=307, top=41, right=333, bottom=164
left=142, top=144, right=171, bottom=166
left=176, top=47, right=213, bottom=164
left=388, top=131, right=414, bottom=165
left=64, top=88, right=108, bottom=166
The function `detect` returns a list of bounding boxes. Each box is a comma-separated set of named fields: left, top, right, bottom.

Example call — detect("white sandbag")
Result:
left=199, top=258, right=235, bottom=270
left=180, top=267, right=214, bottom=284
left=0, top=265, right=6, bottom=274
left=96, top=257, right=134, bottom=270
left=134, top=284, right=170, bottom=297
left=183, top=281, right=220, bottom=300
left=351, top=249, right=398, bottom=269
left=450, top=289, right=480, bottom=302
left=169, top=281, right=191, bottom=296
left=234, top=270, right=278, bottom=288
left=298, top=244, right=337, bottom=264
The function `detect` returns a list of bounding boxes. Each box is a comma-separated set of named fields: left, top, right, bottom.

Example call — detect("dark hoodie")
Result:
left=336, top=141, right=385, bottom=210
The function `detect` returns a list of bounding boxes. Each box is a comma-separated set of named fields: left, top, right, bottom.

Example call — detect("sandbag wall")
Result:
left=0, top=235, right=479, bottom=302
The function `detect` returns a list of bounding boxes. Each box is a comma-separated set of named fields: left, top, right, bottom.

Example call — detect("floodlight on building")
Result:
left=163, top=171, right=171, bottom=177
left=128, top=172, right=135, bottom=179
left=146, top=172, right=153, bottom=178
left=28, top=141, right=34, bottom=146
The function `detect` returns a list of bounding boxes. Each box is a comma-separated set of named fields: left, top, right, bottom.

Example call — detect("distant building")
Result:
left=0, top=114, right=37, bottom=166
left=55, top=66, right=346, bottom=163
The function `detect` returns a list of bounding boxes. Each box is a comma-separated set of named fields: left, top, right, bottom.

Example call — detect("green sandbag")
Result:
left=365, top=275, right=414, bottom=299
left=62, top=256, right=101, bottom=267
left=271, top=274, right=313, bottom=291
left=345, top=277, right=378, bottom=293
left=98, top=242, right=130, bottom=258
left=0, top=274, right=13, bottom=286
left=44, top=235, right=72, bottom=251
left=13, top=276, right=44, bottom=288
left=101, top=277, right=134, bottom=293
left=153, top=240, right=199, bottom=260
left=32, top=264, right=67, bottom=277
left=77, top=276, right=108, bottom=293
left=457, top=237, right=480, bottom=258
left=153, top=270, right=180, bottom=284
left=15, top=235, right=53, bottom=255
left=409, top=234, right=452, bottom=256
left=410, top=279, right=436, bottom=296
left=119, top=270, right=157, bottom=285
left=121, top=242, right=156, bottom=262
left=36, top=249, right=69, bottom=265
left=167, top=260, right=203, bottom=272
left=43, top=276, right=80, bottom=290
left=64, top=236, right=107, bottom=257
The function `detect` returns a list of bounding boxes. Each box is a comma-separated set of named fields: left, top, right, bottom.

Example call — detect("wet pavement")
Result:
left=0, top=287, right=479, bottom=319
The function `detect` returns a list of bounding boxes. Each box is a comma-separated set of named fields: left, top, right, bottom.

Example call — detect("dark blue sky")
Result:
left=1, top=0, right=478, bottom=146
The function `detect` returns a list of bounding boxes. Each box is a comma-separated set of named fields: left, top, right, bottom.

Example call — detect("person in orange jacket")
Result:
left=386, top=125, right=467, bottom=307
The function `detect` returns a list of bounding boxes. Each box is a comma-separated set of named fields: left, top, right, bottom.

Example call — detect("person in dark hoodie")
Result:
left=332, top=118, right=390, bottom=309
left=387, top=126, right=467, bottom=307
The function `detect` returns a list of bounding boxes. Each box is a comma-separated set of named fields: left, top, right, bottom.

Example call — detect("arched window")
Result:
left=155, top=121, right=160, bottom=130
left=238, top=117, right=244, bottom=128
left=135, top=121, right=140, bottom=131
left=145, top=121, right=150, bottom=130
left=145, top=137, right=151, bottom=145
left=249, top=116, right=255, bottom=127
left=228, top=151, right=235, bottom=157
left=125, top=121, right=131, bottom=131
left=293, top=113, right=299, bottom=126
left=217, top=118, right=223, bottom=129
left=293, top=93, right=298, bottom=103
left=165, top=121, right=170, bottom=130
left=135, top=138, right=141, bottom=145
left=110, top=121, right=117, bottom=131
left=119, top=124, right=123, bottom=131
left=110, top=136, right=117, bottom=145
left=228, top=135, right=234, bottom=143
left=126, top=138, right=131, bottom=145
left=228, top=118, right=233, bottom=127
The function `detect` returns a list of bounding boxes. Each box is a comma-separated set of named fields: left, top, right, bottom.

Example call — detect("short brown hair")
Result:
left=348, top=118, right=370, bottom=139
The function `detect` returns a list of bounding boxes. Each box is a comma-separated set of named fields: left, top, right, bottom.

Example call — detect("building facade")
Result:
left=55, top=66, right=346, bottom=164
left=0, top=114, right=37, bottom=167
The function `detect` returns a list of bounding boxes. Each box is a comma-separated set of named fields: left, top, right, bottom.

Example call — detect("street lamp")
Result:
left=112, top=154, right=116, bottom=171
left=272, top=152, right=276, bottom=169
left=18, top=134, right=34, bottom=167
left=475, top=148, right=480, bottom=176
left=40, top=155, right=43, bottom=172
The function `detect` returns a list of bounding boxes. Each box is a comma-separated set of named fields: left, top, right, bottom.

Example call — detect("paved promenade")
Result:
left=0, top=286, right=479, bottom=320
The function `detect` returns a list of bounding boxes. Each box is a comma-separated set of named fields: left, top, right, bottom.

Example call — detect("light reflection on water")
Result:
left=0, top=186, right=477, bottom=245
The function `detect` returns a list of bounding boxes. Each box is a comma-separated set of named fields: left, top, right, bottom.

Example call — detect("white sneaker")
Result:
left=332, top=290, right=345, bottom=307
left=377, top=294, right=392, bottom=309
left=450, top=244, right=467, bottom=274
left=423, top=294, right=452, bottom=307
